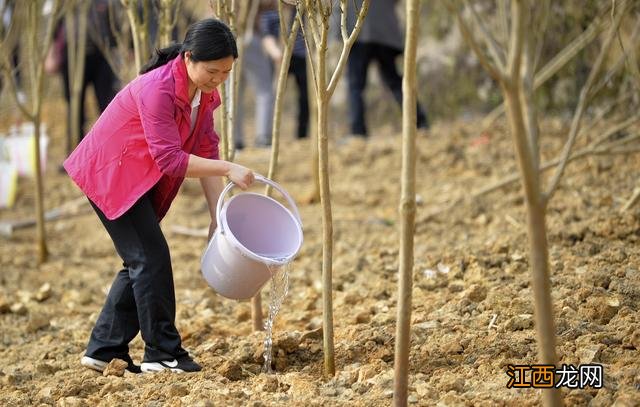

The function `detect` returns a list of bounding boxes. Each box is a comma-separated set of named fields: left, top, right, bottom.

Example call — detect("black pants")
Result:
left=62, top=51, right=118, bottom=144
left=289, top=55, right=309, bottom=139
left=347, top=42, right=429, bottom=136
left=86, top=192, right=188, bottom=363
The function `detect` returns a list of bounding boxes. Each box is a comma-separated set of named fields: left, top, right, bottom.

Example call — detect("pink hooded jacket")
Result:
left=63, top=55, right=220, bottom=220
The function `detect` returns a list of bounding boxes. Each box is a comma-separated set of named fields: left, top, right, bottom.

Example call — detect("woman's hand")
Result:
left=226, top=162, right=255, bottom=189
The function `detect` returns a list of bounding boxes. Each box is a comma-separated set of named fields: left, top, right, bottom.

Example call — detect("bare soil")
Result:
left=1, top=102, right=639, bottom=406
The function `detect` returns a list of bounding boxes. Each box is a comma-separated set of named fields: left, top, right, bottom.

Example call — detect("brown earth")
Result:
left=1, top=101, right=639, bottom=406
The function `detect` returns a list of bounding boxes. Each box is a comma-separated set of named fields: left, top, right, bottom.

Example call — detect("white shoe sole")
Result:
left=140, top=362, right=185, bottom=373
left=81, top=356, right=107, bottom=372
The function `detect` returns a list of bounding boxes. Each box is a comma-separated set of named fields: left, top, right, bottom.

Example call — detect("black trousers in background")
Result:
left=288, top=55, right=309, bottom=139
left=62, top=51, right=118, bottom=144
left=85, top=192, right=188, bottom=363
left=347, top=42, right=429, bottom=136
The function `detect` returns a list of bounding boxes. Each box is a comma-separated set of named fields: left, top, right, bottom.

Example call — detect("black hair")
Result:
left=140, top=18, right=238, bottom=74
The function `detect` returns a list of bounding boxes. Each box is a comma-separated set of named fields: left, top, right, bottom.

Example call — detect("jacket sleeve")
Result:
left=136, top=84, right=189, bottom=177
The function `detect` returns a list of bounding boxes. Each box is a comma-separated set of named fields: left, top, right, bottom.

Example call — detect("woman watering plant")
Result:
left=64, top=18, right=255, bottom=374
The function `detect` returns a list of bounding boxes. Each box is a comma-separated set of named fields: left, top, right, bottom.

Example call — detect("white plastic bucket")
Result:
left=201, top=175, right=303, bottom=299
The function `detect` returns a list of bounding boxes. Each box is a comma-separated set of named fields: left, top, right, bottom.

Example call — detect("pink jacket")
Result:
left=64, top=55, right=220, bottom=220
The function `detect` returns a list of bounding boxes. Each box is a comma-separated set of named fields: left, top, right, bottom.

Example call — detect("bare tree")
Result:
left=297, top=0, right=370, bottom=376
left=393, top=0, right=420, bottom=405
left=481, top=11, right=610, bottom=129
left=445, top=1, right=633, bottom=405
left=0, top=0, right=65, bottom=263
left=265, top=4, right=301, bottom=192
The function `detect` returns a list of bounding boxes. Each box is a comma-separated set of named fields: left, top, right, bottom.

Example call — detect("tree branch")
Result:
left=481, top=12, right=608, bottom=129
left=326, top=0, right=369, bottom=96
left=506, top=0, right=525, bottom=82
left=445, top=0, right=504, bottom=82
left=462, top=0, right=506, bottom=71
left=296, top=5, right=319, bottom=95
left=543, top=0, right=630, bottom=205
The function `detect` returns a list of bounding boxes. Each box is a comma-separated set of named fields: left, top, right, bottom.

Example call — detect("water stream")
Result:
left=262, top=262, right=290, bottom=373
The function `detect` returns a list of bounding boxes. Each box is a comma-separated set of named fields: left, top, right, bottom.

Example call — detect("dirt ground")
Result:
left=1, top=99, right=639, bottom=406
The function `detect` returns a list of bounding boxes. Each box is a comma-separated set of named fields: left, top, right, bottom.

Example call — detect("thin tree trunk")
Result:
left=29, top=0, right=57, bottom=264
left=503, top=2, right=561, bottom=405
left=314, top=10, right=334, bottom=373
left=299, top=0, right=369, bottom=377
left=317, top=94, right=335, bottom=376
left=308, top=52, right=320, bottom=203
left=503, top=82, right=562, bottom=406
left=32, top=116, right=48, bottom=263
left=30, top=3, right=46, bottom=264
left=218, top=81, right=230, bottom=161
left=393, top=0, right=420, bottom=404
left=265, top=12, right=300, bottom=195
left=32, top=36, right=48, bottom=264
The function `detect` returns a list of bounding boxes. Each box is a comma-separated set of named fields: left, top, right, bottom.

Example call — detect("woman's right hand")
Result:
left=226, top=162, right=255, bottom=190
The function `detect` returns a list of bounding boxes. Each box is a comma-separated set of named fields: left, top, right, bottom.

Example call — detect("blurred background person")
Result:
left=343, top=0, right=429, bottom=139
left=259, top=2, right=309, bottom=141
left=49, top=0, right=119, bottom=153
left=233, top=0, right=277, bottom=150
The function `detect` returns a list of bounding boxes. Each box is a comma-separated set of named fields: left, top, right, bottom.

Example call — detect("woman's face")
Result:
left=185, top=52, right=234, bottom=93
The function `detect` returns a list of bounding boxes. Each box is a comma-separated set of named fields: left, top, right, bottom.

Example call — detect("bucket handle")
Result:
left=216, top=174, right=303, bottom=235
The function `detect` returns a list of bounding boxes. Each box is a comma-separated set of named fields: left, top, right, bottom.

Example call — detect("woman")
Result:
left=64, top=19, right=254, bottom=374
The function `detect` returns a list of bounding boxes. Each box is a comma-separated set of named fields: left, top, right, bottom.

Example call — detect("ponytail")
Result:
left=139, top=43, right=183, bottom=74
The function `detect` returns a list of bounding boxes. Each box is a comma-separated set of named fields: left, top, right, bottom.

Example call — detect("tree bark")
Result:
left=300, top=0, right=369, bottom=377
left=317, top=93, right=335, bottom=376
left=503, top=81, right=562, bottom=406
left=393, top=0, right=420, bottom=404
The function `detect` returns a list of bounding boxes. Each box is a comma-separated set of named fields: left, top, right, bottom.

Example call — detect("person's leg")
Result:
left=289, top=55, right=309, bottom=139
left=374, top=44, right=430, bottom=130
left=242, top=36, right=274, bottom=147
left=89, top=52, right=118, bottom=113
left=60, top=51, right=73, bottom=153
left=85, top=268, right=139, bottom=360
left=233, top=68, right=246, bottom=150
left=347, top=42, right=372, bottom=136
left=86, top=193, right=188, bottom=364
left=75, top=54, right=93, bottom=144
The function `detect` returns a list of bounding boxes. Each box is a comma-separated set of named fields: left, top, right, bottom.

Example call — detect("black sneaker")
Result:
left=81, top=355, right=142, bottom=374
left=140, top=355, right=202, bottom=373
